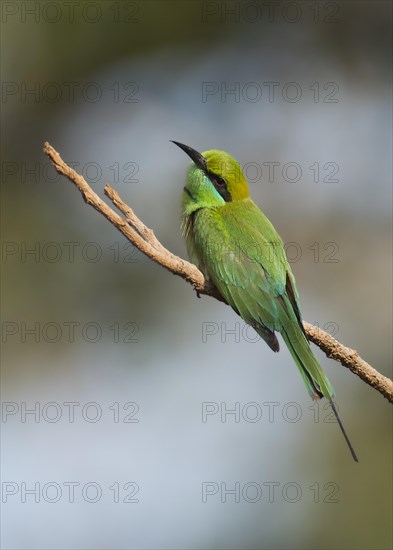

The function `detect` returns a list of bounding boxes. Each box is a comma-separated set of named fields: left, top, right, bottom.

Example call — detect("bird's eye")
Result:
left=207, top=171, right=226, bottom=187
left=206, top=171, right=232, bottom=202
left=212, top=175, right=226, bottom=187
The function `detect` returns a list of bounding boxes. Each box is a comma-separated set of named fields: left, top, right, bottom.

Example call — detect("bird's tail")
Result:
left=279, top=298, right=358, bottom=462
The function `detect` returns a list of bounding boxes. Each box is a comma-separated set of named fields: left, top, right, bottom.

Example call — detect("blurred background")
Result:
left=1, top=1, right=392, bottom=549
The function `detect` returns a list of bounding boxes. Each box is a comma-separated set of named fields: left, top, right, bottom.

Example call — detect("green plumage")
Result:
left=184, top=198, right=334, bottom=401
left=173, top=141, right=357, bottom=461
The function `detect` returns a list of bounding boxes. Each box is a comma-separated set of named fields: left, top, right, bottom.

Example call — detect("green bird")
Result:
left=173, top=141, right=358, bottom=462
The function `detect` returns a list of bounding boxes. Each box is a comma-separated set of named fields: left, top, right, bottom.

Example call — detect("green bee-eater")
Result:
left=173, top=141, right=358, bottom=462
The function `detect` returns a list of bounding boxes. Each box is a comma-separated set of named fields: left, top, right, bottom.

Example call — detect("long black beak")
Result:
left=171, top=141, right=207, bottom=172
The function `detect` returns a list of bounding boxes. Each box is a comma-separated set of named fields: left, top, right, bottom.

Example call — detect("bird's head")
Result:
left=172, top=141, right=249, bottom=214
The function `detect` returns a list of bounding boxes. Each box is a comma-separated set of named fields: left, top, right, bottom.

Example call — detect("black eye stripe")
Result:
left=207, top=171, right=226, bottom=186
left=207, top=171, right=232, bottom=202
left=211, top=173, right=225, bottom=185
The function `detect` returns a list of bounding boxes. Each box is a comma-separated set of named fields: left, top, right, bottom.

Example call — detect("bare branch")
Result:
left=43, top=142, right=393, bottom=404
left=304, top=322, right=392, bottom=402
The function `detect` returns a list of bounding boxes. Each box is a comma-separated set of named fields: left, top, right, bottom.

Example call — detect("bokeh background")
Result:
left=1, top=1, right=392, bottom=549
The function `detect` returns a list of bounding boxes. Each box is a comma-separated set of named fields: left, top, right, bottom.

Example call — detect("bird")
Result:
left=172, top=140, right=358, bottom=462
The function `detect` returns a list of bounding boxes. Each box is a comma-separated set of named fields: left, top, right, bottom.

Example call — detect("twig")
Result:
left=43, top=142, right=393, bottom=404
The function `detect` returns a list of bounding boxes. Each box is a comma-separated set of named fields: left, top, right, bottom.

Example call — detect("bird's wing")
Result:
left=191, top=199, right=301, bottom=351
